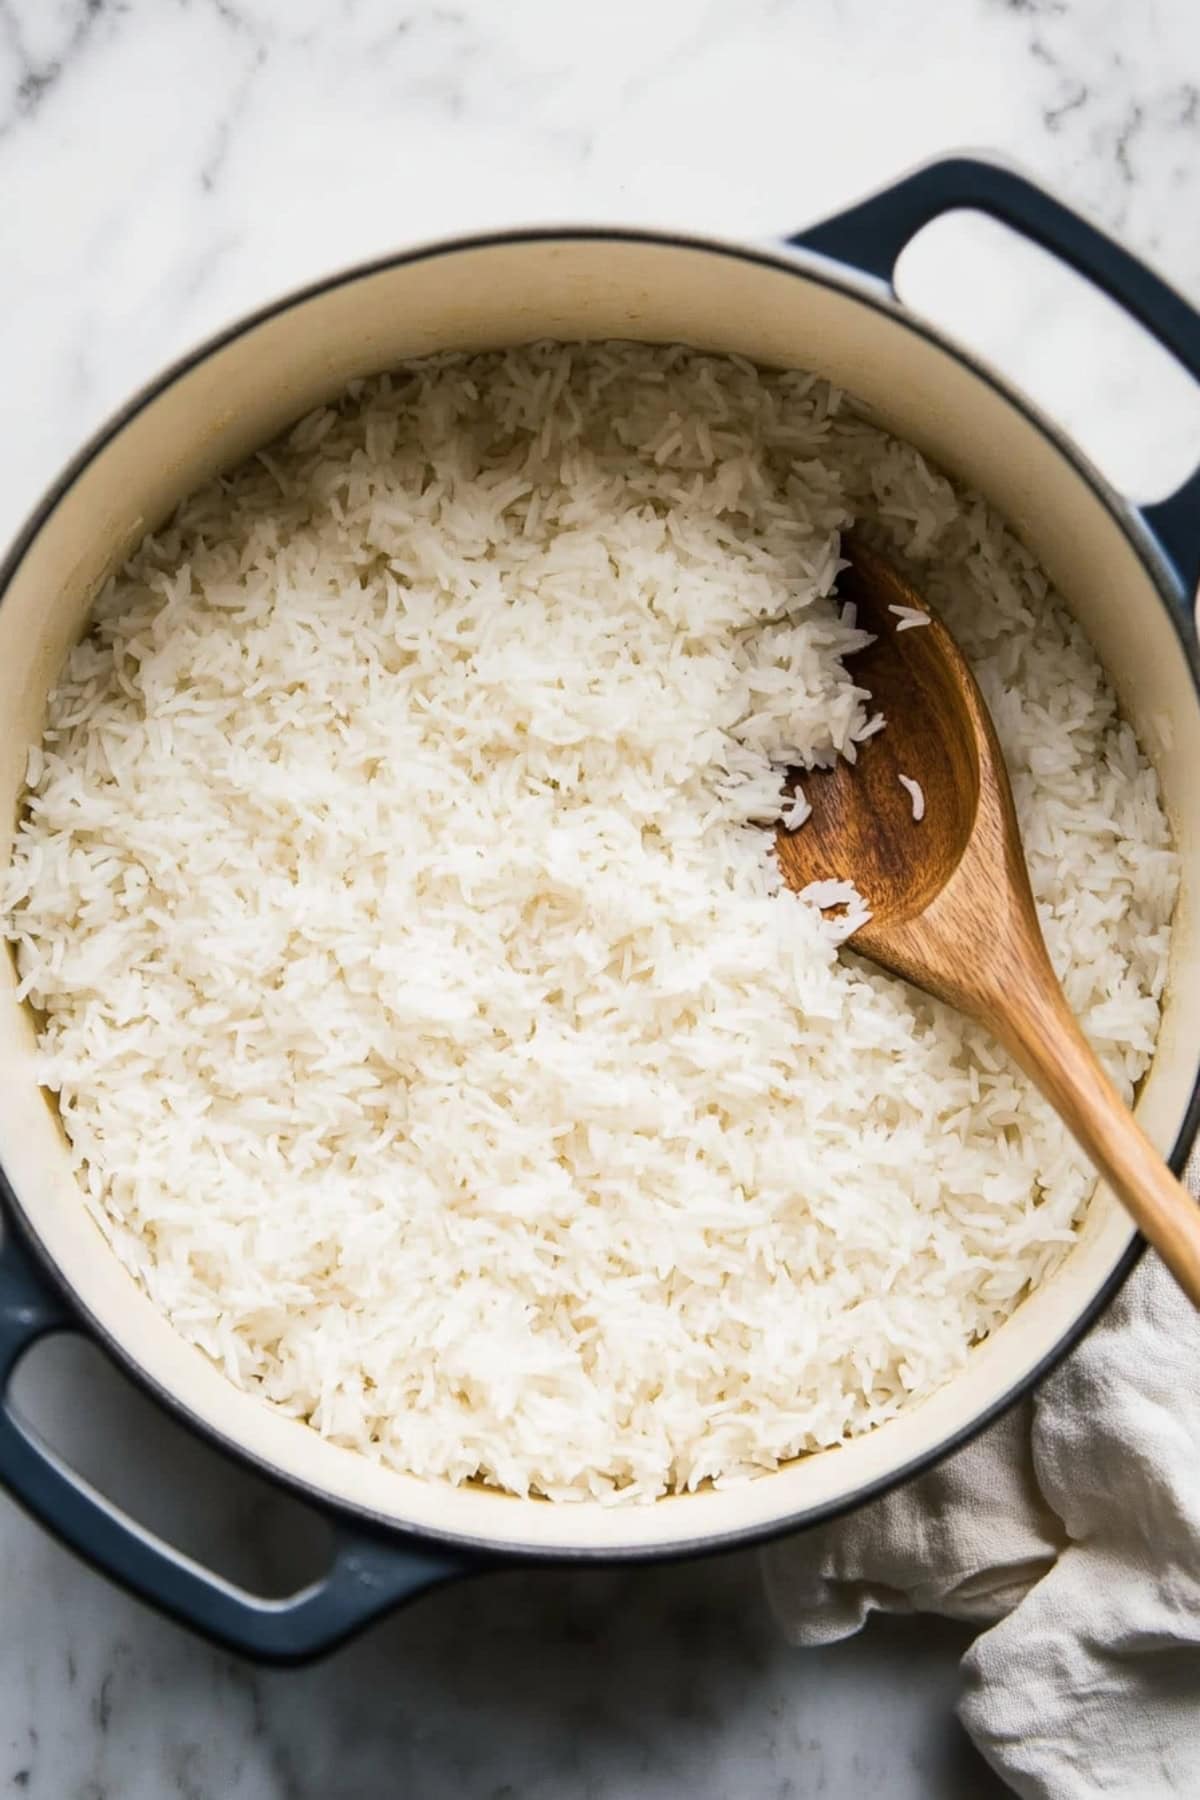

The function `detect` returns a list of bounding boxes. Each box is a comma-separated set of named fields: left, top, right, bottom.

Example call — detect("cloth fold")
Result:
left=762, top=1167, right=1200, bottom=1799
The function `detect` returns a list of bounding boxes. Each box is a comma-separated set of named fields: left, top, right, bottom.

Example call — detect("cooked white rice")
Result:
left=797, top=878, right=873, bottom=943
left=1, top=343, right=1178, bottom=1504
left=888, top=603, right=932, bottom=630
left=898, top=774, right=926, bottom=822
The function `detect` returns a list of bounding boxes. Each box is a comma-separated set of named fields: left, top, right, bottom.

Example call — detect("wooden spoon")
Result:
left=776, top=536, right=1200, bottom=1307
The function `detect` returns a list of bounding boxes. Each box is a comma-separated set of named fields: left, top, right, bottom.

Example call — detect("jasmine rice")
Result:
left=1, top=344, right=1177, bottom=1503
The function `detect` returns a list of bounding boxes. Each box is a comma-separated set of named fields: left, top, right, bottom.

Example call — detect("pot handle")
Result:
left=0, top=1222, right=476, bottom=1662
left=790, top=155, right=1200, bottom=615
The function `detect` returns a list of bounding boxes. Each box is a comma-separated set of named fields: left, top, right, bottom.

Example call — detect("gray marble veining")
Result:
left=1, top=0, right=1198, bottom=1793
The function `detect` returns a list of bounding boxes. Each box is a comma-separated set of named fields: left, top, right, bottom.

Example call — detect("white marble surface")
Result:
left=1, top=0, right=1198, bottom=1794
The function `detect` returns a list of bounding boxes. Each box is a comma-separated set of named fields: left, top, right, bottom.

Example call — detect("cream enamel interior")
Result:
left=1, top=233, right=1196, bottom=1556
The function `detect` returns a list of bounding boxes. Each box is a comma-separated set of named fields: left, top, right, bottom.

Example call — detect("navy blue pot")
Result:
left=2, top=157, right=1198, bottom=1662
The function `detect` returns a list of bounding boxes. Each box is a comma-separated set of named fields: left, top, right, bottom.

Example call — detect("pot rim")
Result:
left=0, top=219, right=1196, bottom=1562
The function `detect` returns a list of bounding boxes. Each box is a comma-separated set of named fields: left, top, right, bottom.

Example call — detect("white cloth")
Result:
left=762, top=1172, right=1200, bottom=1799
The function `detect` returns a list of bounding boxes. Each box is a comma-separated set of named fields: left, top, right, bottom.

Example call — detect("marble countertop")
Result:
left=2, top=0, right=1198, bottom=1794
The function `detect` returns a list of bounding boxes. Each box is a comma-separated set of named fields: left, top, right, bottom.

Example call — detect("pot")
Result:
left=2, top=157, right=1198, bottom=1663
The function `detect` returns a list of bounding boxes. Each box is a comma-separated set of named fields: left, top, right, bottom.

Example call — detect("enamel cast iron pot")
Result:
left=2, top=157, right=1199, bottom=1663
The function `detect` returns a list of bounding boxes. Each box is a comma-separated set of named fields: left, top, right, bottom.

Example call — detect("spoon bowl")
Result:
left=778, top=541, right=981, bottom=945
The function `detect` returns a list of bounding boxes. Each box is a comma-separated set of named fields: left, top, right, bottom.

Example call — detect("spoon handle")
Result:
left=996, top=966, right=1200, bottom=1308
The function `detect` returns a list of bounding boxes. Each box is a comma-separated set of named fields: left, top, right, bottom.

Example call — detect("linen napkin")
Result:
left=762, top=1156, right=1200, bottom=1799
